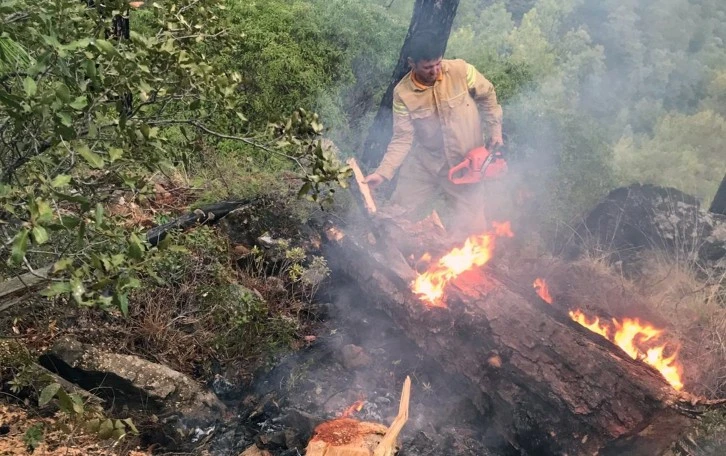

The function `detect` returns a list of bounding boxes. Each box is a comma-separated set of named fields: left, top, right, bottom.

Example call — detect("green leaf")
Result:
left=94, top=39, right=116, bottom=55
left=23, top=77, right=37, bottom=97
left=84, top=418, right=101, bottom=433
left=55, top=388, right=74, bottom=414
left=127, top=235, right=145, bottom=260
left=41, top=281, right=73, bottom=297
left=10, top=229, right=29, bottom=265
left=69, top=96, right=87, bottom=111
left=55, top=83, right=70, bottom=102
left=122, top=418, right=139, bottom=435
left=57, top=111, right=73, bottom=127
left=115, top=293, right=129, bottom=317
left=31, top=226, right=49, bottom=244
left=39, top=383, right=61, bottom=406
left=70, top=394, right=84, bottom=414
left=77, top=145, right=104, bottom=169
left=84, top=59, right=97, bottom=79
left=108, top=148, right=123, bottom=162
left=52, top=257, right=73, bottom=273
left=70, top=276, right=85, bottom=304
left=51, top=174, right=71, bottom=188
left=98, top=419, right=114, bottom=439
left=95, top=203, right=104, bottom=225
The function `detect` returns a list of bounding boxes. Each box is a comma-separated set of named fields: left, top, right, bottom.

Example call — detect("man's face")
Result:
left=410, top=57, right=443, bottom=85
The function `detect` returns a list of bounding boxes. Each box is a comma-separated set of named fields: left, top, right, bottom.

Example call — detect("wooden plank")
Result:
left=0, top=266, right=51, bottom=310
left=347, top=158, right=377, bottom=215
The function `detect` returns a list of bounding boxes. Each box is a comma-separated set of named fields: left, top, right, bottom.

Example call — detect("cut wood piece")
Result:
left=374, top=376, right=411, bottom=456
left=346, top=157, right=377, bottom=215
left=322, top=223, right=722, bottom=456
left=305, top=418, right=388, bottom=456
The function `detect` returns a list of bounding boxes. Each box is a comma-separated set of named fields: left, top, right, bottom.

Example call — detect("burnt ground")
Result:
left=207, top=274, right=519, bottom=456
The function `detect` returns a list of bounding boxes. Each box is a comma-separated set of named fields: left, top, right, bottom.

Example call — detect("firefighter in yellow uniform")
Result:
left=365, top=31, right=503, bottom=233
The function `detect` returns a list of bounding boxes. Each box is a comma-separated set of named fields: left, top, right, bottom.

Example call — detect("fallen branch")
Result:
left=145, top=198, right=258, bottom=246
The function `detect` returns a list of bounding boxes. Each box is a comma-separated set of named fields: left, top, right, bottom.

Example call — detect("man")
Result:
left=365, top=31, right=503, bottom=232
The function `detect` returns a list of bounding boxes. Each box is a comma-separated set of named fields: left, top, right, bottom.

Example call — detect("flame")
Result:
left=533, top=278, right=553, bottom=304
left=533, top=279, right=684, bottom=390
left=412, top=222, right=513, bottom=307
left=612, top=318, right=684, bottom=390
left=571, top=311, right=683, bottom=390
left=340, top=400, right=365, bottom=418
left=569, top=309, right=610, bottom=339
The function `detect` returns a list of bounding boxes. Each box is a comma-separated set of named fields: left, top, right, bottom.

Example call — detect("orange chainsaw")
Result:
left=448, top=145, right=507, bottom=185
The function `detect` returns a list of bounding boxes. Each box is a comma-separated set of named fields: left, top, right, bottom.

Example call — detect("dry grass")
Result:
left=631, top=251, right=726, bottom=398
left=0, top=403, right=149, bottom=456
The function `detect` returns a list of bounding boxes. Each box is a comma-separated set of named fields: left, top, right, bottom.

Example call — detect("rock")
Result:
left=211, top=373, right=237, bottom=399
left=257, top=430, right=287, bottom=449
left=339, top=344, right=372, bottom=370
left=567, top=184, right=726, bottom=274
left=41, top=336, right=225, bottom=439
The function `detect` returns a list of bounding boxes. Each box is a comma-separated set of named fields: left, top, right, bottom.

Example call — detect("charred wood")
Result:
left=145, top=198, right=258, bottom=246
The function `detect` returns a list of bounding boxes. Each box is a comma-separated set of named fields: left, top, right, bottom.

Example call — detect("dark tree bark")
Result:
left=710, top=173, right=726, bottom=216
left=322, top=222, right=725, bottom=455
left=359, top=0, right=460, bottom=168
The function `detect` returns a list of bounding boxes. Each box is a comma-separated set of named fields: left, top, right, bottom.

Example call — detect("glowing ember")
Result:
left=533, top=278, right=553, bottom=304
left=533, top=279, right=684, bottom=390
left=340, top=400, right=365, bottom=418
left=412, top=222, right=513, bottom=307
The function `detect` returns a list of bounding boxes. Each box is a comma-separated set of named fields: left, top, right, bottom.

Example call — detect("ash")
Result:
left=207, top=276, right=517, bottom=456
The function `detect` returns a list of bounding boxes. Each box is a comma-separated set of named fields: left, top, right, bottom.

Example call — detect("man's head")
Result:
left=407, top=31, right=445, bottom=86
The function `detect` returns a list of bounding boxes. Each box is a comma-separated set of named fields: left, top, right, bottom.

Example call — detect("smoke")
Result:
left=445, top=0, right=726, bottom=229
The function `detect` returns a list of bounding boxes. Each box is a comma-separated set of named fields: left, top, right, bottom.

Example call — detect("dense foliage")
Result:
left=449, top=0, right=726, bottom=216
left=0, top=0, right=349, bottom=310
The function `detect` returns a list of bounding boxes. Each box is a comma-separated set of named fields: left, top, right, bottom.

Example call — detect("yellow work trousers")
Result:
left=389, top=154, right=490, bottom=236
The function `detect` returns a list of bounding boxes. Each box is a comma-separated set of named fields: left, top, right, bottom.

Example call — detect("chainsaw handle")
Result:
left=448, top=158, right=471, bottom=183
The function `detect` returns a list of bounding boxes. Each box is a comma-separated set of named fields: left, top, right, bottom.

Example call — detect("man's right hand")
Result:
left=364, top=173, right=385, bottom=190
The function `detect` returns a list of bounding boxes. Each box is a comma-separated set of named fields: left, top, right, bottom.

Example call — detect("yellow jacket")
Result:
left=375, top=59, right=503, bottom=180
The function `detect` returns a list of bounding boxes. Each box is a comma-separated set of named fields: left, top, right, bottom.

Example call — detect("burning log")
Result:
left=322, top=223, right=725, bottom=455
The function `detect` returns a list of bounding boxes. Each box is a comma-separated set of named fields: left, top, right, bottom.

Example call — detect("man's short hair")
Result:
left=408, top=30, right=445, bottom=63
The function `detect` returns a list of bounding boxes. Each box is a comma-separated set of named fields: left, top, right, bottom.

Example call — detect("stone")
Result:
left=339, top=344, right=372, bottom=370
left=567, top=184, right=726, bottom=274
left=42, top=336, right=225, bottom=440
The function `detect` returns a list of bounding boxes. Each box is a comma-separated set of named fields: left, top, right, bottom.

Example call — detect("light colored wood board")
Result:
left=346, top=158, right=377, bottom=214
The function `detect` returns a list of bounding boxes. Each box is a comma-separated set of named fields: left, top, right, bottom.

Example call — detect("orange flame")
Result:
left=533, top=279, right=684, bottom=390
left=533, top=278, right=553, bottom=304
left=340, top=400, right=365, bottom=418
left=412, top=222, right=513, bottom=307
left=569, top=309, right=610, bottom=339
left=572, top=311, right=683, bottom=390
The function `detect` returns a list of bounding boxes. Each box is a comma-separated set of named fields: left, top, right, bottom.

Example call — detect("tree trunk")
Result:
left=359, top=0, right=460, bottom=168
left=322, top=223, right=721, bottom=455
left=710, top=173, right=726, bottom=216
